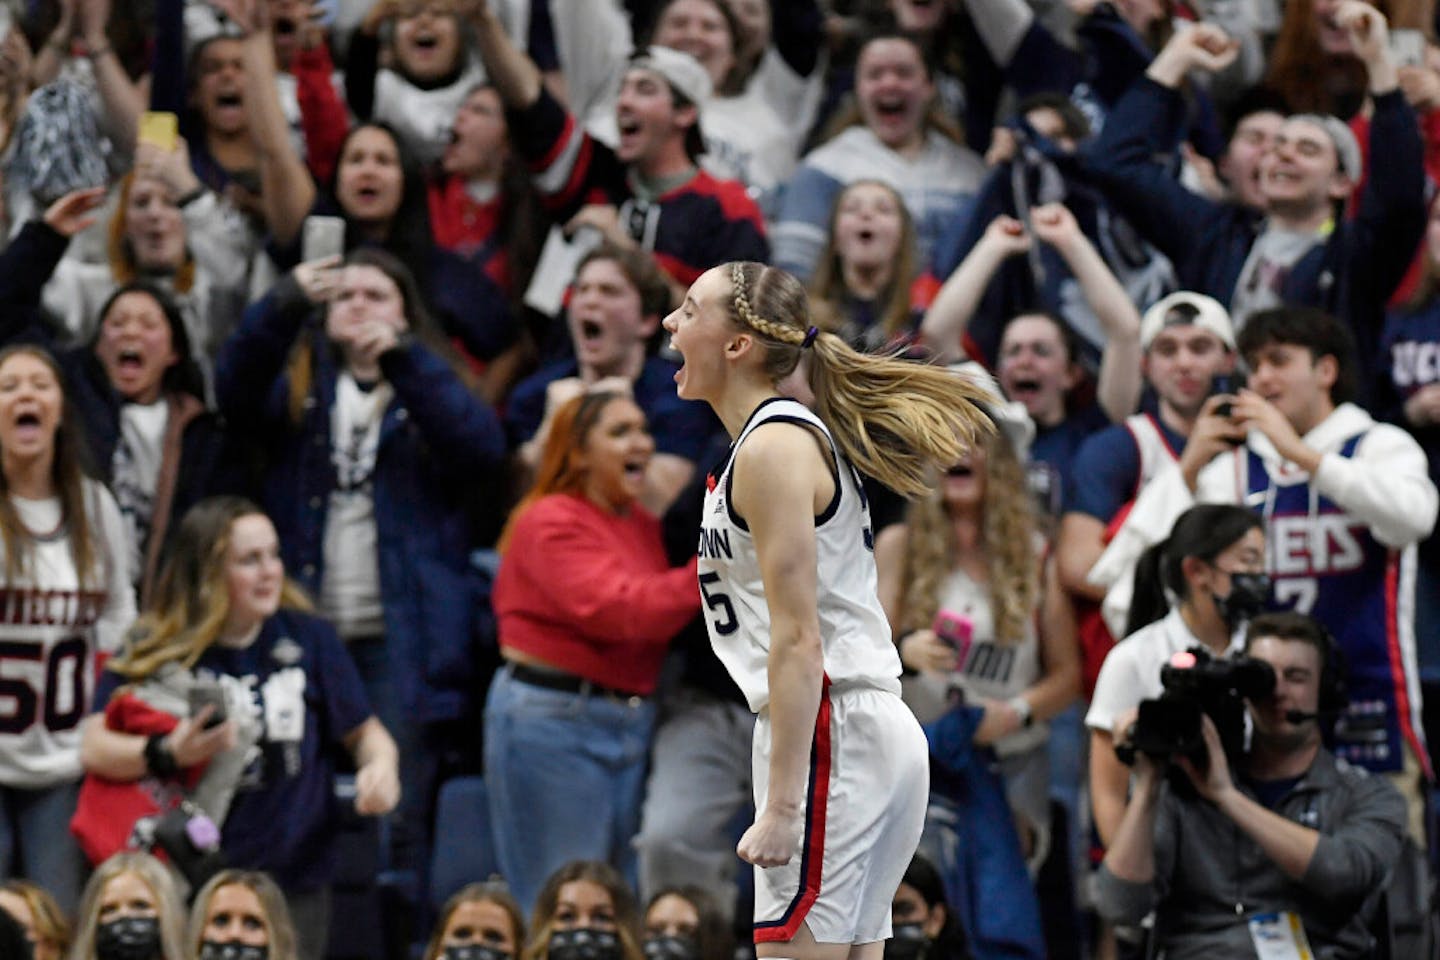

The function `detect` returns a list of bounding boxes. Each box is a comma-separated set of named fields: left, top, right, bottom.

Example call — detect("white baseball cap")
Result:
left=1140, top=291, right=1236, bottom=351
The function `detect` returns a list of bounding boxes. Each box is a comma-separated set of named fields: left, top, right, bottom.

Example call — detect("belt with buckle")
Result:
left=509, top=663, right=646, bottom=702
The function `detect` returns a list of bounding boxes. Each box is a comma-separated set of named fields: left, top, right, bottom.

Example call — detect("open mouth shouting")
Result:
left=1007, top=377, right=1042, bottom=402
left=616, top=114, right=645, bottom=156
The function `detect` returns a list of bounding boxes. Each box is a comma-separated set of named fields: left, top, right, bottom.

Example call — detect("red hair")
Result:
left=497, top=391, right=628, bottom=552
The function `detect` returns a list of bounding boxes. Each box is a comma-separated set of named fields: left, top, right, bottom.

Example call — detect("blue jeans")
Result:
left=0, top=781, right=84, bottom=913
left=484, top=666, right=656, bottom=913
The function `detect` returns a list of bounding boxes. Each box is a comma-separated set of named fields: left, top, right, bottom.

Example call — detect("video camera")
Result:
left=1116, top=647, right=1276, bottom=773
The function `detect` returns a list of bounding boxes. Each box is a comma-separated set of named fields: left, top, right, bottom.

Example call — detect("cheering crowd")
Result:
left=0, top=0, right=1436, bottom=958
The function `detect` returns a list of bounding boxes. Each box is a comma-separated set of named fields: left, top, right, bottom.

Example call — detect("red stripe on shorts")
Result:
left=754, top=675, right=833, bottom=943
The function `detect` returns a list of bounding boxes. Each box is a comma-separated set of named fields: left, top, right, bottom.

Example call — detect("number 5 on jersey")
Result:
left=699, top=571, right=738, bottom=635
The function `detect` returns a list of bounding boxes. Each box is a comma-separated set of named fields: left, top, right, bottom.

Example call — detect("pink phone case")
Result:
left=932, top=609, right=974, bottom=666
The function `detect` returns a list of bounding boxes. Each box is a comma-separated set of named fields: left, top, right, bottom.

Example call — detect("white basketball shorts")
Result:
left=751, top=679, right=929, bottom=945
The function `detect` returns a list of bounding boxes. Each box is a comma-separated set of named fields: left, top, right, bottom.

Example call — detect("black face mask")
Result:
left=96, top=916, right=162, bottom=960
left=883, top=923, right=929, bottom=960
left=1214, top=572, right=1272, bottom=630
left=444, top=946, right=512, bottom=960
left=199, top=942, right=269, bottom=960
left=549, top=928, right=622, bottom=960
left=643, top=934, right=701, bottom=960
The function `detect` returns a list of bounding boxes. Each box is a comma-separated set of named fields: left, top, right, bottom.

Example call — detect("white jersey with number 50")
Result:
left=697, top=398, right=902, bottom=713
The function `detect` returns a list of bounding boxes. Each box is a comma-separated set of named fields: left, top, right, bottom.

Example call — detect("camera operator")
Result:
left=1095, top=612, right=1407, bottom=960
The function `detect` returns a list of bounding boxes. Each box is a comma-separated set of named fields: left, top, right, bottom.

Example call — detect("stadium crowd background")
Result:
left=0, top=0, right=1436, bottom=958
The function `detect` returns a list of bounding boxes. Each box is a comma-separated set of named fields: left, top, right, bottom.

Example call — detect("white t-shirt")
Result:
left=320, top=374, right=390, bottom=638
left=901, top=566, right=1046, bottom=757
left=1230, top=224, right=1326, bottom=328
left=1085, top=606, right=1242, bottom=734
left=0, top=483, right=136, bottom=788
left=111, top=400, right=169, bottom=585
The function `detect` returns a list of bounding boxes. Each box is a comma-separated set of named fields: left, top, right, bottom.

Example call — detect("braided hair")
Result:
left=725, top=261, right=993, bottom=497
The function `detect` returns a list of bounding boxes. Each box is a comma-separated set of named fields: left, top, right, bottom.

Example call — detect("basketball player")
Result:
left=662, top=261, right=991, bottom=959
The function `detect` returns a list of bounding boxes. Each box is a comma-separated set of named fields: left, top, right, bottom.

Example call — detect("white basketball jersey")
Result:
left=697, top=399, right=901, bottom=713
left=1124, top=412, right=1182, bottom=498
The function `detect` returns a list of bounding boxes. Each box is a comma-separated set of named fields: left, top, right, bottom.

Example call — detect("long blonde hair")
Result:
left=726, top=262, right=992, bottom=497
left=106, top=497, right=311, bottom=679
left=897, top=429, right=1038, bottom=646
left=189, top=871, right=298, bottom=960
left=68, top=853, right=187, bottom=960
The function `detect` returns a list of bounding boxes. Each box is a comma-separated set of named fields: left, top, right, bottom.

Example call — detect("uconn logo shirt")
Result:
left=697, top=399, right=899, bottom=713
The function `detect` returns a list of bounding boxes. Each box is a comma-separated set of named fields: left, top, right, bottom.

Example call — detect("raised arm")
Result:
left=81, top=0, right=148, bottom=154
left=1030, top=203, right=1143, bottom=420
left=31, top=0, right=76, bottom=88
left=1344, top=3, right=1426, bottom=306
left=1081, top=25, right=1240, bottom=265
left=0, top=189, right=104, bottom=318
left=468, top=0, right=543, bottom=111
left=919, top=215, right=1032, bottom=362
left=214, top=263, right=333, bottom=425
left=235, top=0, right=315, bottom=248
left=731, top=423, right=829, bottom=868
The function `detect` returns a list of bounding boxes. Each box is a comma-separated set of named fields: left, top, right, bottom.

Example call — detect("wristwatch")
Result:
left=1007, top=695, right=1034, bottom=728
left=144, top=734, right=178, bottom=778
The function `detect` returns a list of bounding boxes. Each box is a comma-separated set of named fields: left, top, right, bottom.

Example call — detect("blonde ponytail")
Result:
left=726, top=262, right=994, bottom=497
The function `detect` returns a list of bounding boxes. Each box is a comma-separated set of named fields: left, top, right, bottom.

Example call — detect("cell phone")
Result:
left=187, top=683, right=227, bottom=730
left=302, top=215, right=346, bottom=263
left=932, top=609, right=974, bottom=666
left=1210, top=373, right=1236, bottom=418
left=1390, top=29, right=1426, bottom=69
left=138, top=111, right=179, bottom=152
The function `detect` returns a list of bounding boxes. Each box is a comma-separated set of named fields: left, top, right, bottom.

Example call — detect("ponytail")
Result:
left=1125, top=537, right=1173, bottom=637
left=726, top=262, right=993, bottom=497
left=1122, top=504, right=1263, bottom=637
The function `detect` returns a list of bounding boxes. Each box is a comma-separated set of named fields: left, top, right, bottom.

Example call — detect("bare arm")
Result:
left=641, top=454, right=695, bottom=517
left=1089, top=728, right=1132, bottom=847
left=31, top=0, right=76, bottom=88
left=1025, top=556, right=1080, bottom=721
left=79, top=708, right=236, bottom=782
left=82, top=0, right=146, bottom=154
left=1056, top=512, right=1109, bottom=601
left=731, top=423, right=831, bottom=867
left=239, top=2, right=315, bottom=248
left=468, top=0, right=543, bottom=110
left=919, top=216, right=1031, bottom=362
left=873, top=521, right=908, bottom=631
left=1101, top=759, right=1164, bottom=882
left=1030, top=204, right=1143, bottom=421
left=343, top=716, right=401, bottom=816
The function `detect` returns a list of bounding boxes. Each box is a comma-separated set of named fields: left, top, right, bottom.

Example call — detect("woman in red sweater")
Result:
left=487, top=389, right=700, bottom=912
